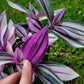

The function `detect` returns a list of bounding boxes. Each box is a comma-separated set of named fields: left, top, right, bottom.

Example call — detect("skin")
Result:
left=0, top=60, right=33, bottom=84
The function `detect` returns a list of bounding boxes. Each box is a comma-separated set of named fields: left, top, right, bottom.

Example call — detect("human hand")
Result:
left=0, top=60, right=33, bottom=84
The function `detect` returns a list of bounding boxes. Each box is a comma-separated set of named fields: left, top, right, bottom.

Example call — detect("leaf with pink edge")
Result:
left=35, top=64, right=63, bottom=84
left=21, top=26, right=48, bottom=66
left=41, top=61, right=79, bottom=81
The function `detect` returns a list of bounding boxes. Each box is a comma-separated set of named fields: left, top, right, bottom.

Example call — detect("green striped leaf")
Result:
left=50, top=25, right=84, bottom=48
left=41, top=61, right=79, bottom=81
left=54, top=9, right=64, bottom=16
left=35, top=0, right=54, bottom=23
left=39, top=9, right=63, bottom=21
left=35, top=64, right=63, bottom=84
left=0, top=53, right=13, bottom=58
left=49, top=32, right=58, bottom=45
left=7, top=0, right=32, bottom=17
left=29, top=3, right=38, bottom=15
left=0, top=53, right=14, bottom=65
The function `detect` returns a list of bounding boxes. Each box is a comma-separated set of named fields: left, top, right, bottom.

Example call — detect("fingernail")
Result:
left=32, top=74, right=35, bottom=83
left=23, top=60, right=29, bottom=69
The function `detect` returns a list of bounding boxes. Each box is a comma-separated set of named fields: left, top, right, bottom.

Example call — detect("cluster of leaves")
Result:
left=49, top=39, right=84, bottom=84
left=0, top=0, right=84, bottom=83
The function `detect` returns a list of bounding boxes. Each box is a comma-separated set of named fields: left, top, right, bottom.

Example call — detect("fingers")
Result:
left=0, top=72, right=21, bottom=84
left=19, top=60, right=33, bottom=84
left=0, top=60, right=33, bottom=84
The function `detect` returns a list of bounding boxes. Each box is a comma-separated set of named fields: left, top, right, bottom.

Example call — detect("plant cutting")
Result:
left=0, top=0, right=84, bottom=84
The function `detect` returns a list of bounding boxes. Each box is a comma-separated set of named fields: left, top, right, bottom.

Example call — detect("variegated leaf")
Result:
left=35, top=64, right=63, bottom=84
left=0, top=53, right=14, bottom=65
left=29, top=3, right=38, bottom=16
left=0, top=11, right=7, bottom=46
left=39, top=9, right=63, bottom=21
left=50, top=24, right=84, bottom=48
left=52, top=8, right=65, bottom=25
left=41, top=61, right=79, bottom=81
left=54, top=9, right=64, bottom=16
left=35, top=0, right=54, bottom=23
left=7, top=0, right=32, bottom=17
left=13, top=48, right=23, bottom=63
left=15, top=24, right=27, bottom=37
left=26, top=17, right=42, bottom=32
left=4, top=20, right=15, bottom=46
left=37, top=12, right=44, bottom=18
left=49, top=33, right=58, bottom=45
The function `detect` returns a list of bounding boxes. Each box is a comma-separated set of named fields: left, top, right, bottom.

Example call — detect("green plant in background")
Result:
left=0, top=0, right=84, bottom=84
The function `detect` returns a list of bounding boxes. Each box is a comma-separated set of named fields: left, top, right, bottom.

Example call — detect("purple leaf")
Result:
left=13, top=48, right=23, bottom=63
left=37, top=12, right=44, bottom=18
left=52, top=27, right=67, bottom=35
left=4, top=20, right=15, bottom=46
left=26, top=17, right=42, bottom=32
left=21, top=26, right=48, bottom=65
left=52, top=8, right=65, bottom=25
left=0, top=47, right=2, bottom=51
left=6, top=42, right=13, bottom=54
left=15, top=24, right=27, bottom=37
left=0, top=11, right=7, bottom=46
left=2, top=20, right=15, bottom=53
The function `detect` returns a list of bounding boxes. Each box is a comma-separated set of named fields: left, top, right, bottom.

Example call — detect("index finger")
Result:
left=19, top=60, right=33, bottom=84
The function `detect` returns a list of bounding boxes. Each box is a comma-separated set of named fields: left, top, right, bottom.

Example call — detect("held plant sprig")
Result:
left=0, top=0, right=84, bottom=83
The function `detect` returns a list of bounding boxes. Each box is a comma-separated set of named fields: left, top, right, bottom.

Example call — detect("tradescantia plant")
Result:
left=0, top=0, right=84, bottom=83
left=7, top=0, right=84, bottom=48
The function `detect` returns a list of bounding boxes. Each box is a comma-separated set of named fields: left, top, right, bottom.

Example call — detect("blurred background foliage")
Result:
left=0, top=0, right=84, bottom=84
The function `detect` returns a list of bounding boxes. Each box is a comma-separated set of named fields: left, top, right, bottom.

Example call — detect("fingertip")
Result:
left=20, top=60, right=33, bottom=84
left=23, top=60, right=32, bottom=70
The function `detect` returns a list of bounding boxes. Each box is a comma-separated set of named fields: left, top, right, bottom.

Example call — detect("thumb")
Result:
left=19, top=60, right=33, bottom=84
left=0, top=72, right=21, bottom=84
